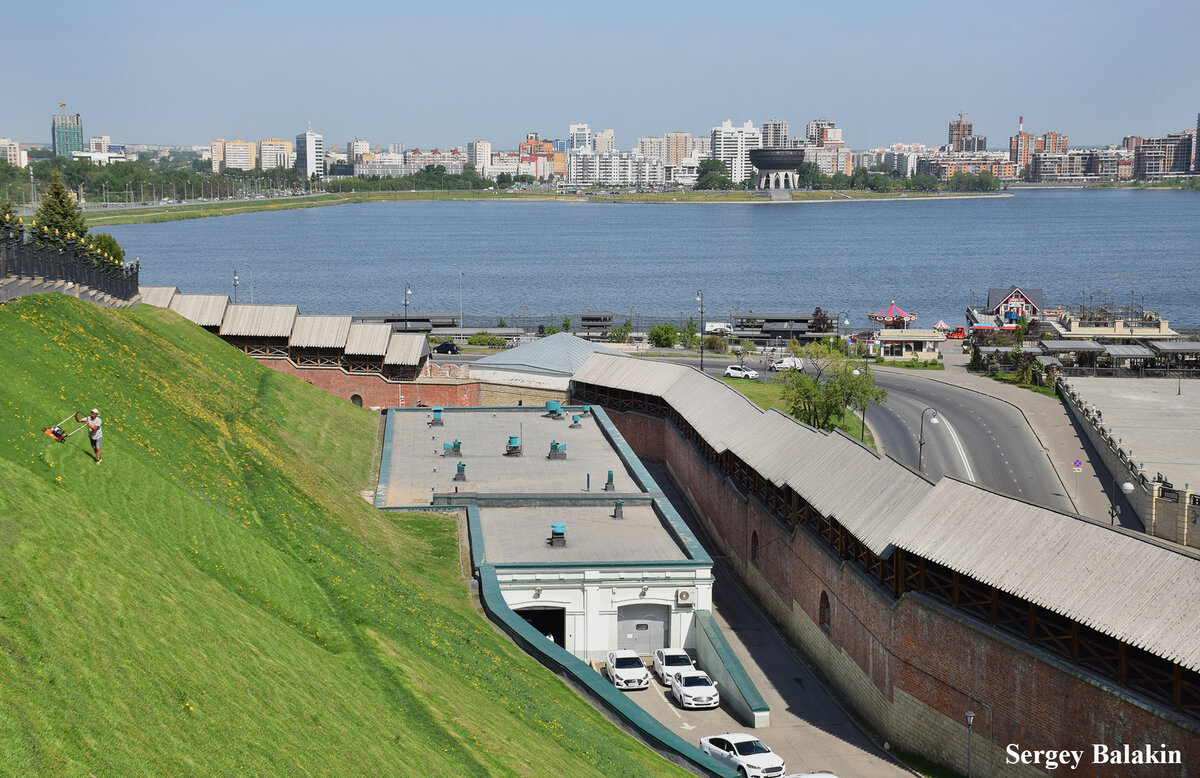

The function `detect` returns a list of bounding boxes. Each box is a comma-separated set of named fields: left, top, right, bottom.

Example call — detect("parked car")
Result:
left=605, top=649, right=650, bottom=691
left=433, top=341, right=460, bottom=354
left=670, top=669, right=719, bottom=709
left=699, top=733, right=786, bottom=777
left=768, top=357, right=805, bottom=372
left=652, top=648, right=695, bottom=687
left=724, top=365, right=759, bottom=380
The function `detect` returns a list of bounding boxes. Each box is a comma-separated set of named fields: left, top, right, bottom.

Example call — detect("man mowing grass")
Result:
left=74, top=408, right=103, bottom=463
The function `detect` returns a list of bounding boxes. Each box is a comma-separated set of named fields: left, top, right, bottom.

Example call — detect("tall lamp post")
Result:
left=232, top=269, right=239, bottom=304
left=1110, top=478, right=1134, bottom=525
left=965, top=710, right=975, bottom=778
left=243, top=263, right=254, bottom=304
left=403, top=283, right=413, bottom=332
left=918, top=407, right=939, bottom=472
left=696, top=290, right=706, bottom=371
left=452, top=262, right=464, bottom=342
left=836, top=309, right=851, bottom=352
left=852, top=352, right=870, bottom=439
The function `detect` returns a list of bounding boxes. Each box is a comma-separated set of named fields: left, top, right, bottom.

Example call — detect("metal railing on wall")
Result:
left=1, top=219, right=139, bottom=301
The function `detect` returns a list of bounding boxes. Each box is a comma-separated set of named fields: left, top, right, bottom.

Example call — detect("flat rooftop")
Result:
left=382, top=407, right=646, bottom=507
left=1067, top=377, right=1200, bottom=489
left=480, top=504, right=690, bottom=564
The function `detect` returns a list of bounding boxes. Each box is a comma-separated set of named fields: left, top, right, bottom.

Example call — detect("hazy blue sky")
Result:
left=4, top=0, right=1197, bottom=151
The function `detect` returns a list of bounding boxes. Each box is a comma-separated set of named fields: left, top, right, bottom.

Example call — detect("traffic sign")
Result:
left=1073, top=460, right=1083, bottom=468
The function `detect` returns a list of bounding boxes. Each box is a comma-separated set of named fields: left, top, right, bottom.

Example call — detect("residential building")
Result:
left=762, top=118, right=788, bottom=148
left=51, top=107, right=84, bottom=157
left=387, top=143, right=404, bottom=155
left=948, top=116, right=986, bottom=152
left=347, top=136, right=370, bottom=163
left=593, top=129, right=615, bottom=153
left=485, top=151, right=520, bottom=179
left=0, top=138, right=28, bottom=168
left=259, top=138, right=294, bottom=170
left=805, top=118, right=842, bottom=147
left=1133, top=132, right=1194, bottom=180
left=711, top=119, right=761, bottom=183
left=801, top=145, right=853, bottom=176
left=210, top=139, right=226, bottom=173
left=467, top=140, right=491, bottom=172
left=637, top=136, right=667, bottom=161
left=668, top=156, right=702, bottom=187
left=296, top=123, right=325, bottom=179
left=665, top=131, right=693, bottom=166
left=568, top=149, right=664, bottom=187
left=88, top=136, right=110, bottom=153
left=568, top=123, right=592, bottom=152
left=405, top=147, right=467, bottom=168
left=223, top=140, right=256, bottom=171
left=915, top=151, right=1015, bottom=180
left=519, top=133, right=555, bottom=179
left=1009, top=120, right=1068, bottom=174
left=1028, top=148, right=1133, bottom=182
left=692, top=136, right=711, bottom=158
left=883, top=150, right=918, bottom=177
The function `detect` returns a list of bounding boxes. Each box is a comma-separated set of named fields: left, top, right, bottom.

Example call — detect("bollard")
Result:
left=613, top=499, right=624, bottom=519
left=603, top=469, right=615, bottom=492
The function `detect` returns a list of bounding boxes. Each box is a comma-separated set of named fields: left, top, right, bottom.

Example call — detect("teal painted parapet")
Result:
left=695, top=610, right=770, bottom=728
left=476, top=564, right=738, bottom=778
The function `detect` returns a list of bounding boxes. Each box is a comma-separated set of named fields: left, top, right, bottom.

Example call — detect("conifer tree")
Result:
left=35, top=169, right=88, bottom=240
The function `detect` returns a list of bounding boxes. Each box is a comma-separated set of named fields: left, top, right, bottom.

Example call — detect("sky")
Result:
left=4, top=0, right=1198, bottom=152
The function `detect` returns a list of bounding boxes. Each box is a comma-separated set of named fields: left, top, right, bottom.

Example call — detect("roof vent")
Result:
left=613, top=499, right=624, bottom=519
left=505, top=435, right=522, bottom=456
left=544, top=400, right=563, bottom=419
left=548, top=523, right=566, bottom=547
left=430, top=406, right=444, bottom=426
left=548, top=440, right=567, bottom=460
left=570, top=414, right=582, bottom=428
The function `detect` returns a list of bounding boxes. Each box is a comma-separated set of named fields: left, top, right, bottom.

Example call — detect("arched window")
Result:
left=819, top=591, right=831, bottom=633
left=350, top=394, right=363, bottom=407
left=750, top=531, right=760, bottom=565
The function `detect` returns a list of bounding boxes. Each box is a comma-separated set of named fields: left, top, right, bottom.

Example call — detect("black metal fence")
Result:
left=1, top=220, right=139, bottom=301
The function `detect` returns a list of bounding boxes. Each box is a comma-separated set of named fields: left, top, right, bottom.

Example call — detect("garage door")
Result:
left=617, top=603, right=669, bottom=655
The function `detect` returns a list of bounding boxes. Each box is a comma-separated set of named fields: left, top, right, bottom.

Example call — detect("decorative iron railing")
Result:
left=1, top=218, right=139, bottom=301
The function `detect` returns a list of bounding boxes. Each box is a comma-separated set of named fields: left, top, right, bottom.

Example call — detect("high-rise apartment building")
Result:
left=568, top=123, right=592, bottom=152
left=593, top=129, right=615, bottom=153
left=665, top=132, right=692, bottom=167
left=1133, top=132, right=1193, bottom=180
left=638, top=136, right=668, bottom=161
left=805, top=118, right=841, bottom=147
left=296, top=123, right=325, bottom=179
left=259, top=138, right=295, bottom=170
left=0, top=138, right=27, bottom=168
left=519, top=133, right=555, bottom=179
left=762, top=119, right=788, bottom=148
left=51, top=107, right=84, bottom=157
left=223, top=140, right=256, bottom=171
left=467, top=140, right=491, bottom=171
left=347, top=136, right=370, bottom=163
left=1194, top=113, right=1199, bottom=172
left=210, top=139, right=226, bottom=173
left=1009, top=119, right=1068, bottom=173
left=711, top=119, right=762, bottom=183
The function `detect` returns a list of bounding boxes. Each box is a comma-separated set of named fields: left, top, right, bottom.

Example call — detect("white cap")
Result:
left=92, top=408, right=99, bottom=414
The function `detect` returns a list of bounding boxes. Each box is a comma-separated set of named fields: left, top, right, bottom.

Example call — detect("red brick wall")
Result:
left=252, top=358, right=480, bottom=408
left=605, top=409, right=1200, bottom=777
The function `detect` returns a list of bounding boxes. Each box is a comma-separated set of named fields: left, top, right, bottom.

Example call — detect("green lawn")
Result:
left=0, top=294, right=687, bottom=776
left=718, top=377, right=876, bottom=449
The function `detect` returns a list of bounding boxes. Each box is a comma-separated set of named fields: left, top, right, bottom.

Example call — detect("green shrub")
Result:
left=468, top=333, right=507, bottom=348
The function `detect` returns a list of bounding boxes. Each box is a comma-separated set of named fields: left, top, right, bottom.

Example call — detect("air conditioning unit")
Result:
left=675, top=588, right=696, bottom=605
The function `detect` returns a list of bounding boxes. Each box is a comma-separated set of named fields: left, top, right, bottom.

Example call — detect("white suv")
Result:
left=605, top=650, right=650, bottom=691
left=724, top=365, right=759, bottom=379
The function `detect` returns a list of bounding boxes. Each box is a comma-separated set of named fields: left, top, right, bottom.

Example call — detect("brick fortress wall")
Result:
left=252, top=357, right=480, bottom=408
left=605, top=409, right=1200, bottom=778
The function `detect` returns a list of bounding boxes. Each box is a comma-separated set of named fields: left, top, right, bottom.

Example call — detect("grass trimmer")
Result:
left=43, top=413, right=87, bottom=444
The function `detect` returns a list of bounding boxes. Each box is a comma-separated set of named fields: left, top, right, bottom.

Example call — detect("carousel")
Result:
left=868, top=302, right=945, bottom=361
left=868, top=301, right=918, bottom=330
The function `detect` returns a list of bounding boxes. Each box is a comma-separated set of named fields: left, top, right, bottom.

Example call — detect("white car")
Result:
left=768, top=357, right=805, bottom=372
left=670, top=669, right=719, bottom=709
left=652, top=648, right=695, bottom=687
left=724, top=365, right=759, bottom=379
left=605, top=649, right=650, bottom=691
left=699, top=733, right=786, bottom=778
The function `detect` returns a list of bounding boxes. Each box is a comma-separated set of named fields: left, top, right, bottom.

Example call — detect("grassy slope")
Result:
left=718, top=376, right=876, bottom=449
left=0, top=295, right=686, bottom=776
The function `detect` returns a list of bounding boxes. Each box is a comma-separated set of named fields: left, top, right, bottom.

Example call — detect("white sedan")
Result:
left=605, top=649, right=650, bottom=691
left=724, top=365, right=759, bottom=379
left=652, top=648, right=695, bottom=687
left=699, top=733, right=786, bottom=778
left=670, top=669, right=719, bottom=709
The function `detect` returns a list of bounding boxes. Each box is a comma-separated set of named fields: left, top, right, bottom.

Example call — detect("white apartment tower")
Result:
left=260, top=138, right=294, bottom=170
left=569, top=123, right=592, bottom=152
left=711, top=120, right=762, bottom=183
left=296, top=122, right=325, bottom=179
left=467, top=140, right=492, bottom=171
left=762, top=119, right=788, bottom=148
left=347, top=136, right=370, bottom=163
left=593, top=128, right=615, bottom=153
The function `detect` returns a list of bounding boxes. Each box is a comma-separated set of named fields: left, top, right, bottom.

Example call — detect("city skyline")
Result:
left=3, top=0, right=1197, bottom=151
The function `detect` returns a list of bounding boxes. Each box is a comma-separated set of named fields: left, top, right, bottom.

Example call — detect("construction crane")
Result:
left=957, top=109, right=969, bottom=125
left=58, top=100, right=66, bottom=114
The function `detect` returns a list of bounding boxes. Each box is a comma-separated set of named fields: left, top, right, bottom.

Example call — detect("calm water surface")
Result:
left=106, top=189, right=1200, bottom=329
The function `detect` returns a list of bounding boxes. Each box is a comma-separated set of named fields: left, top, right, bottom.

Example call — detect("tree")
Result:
left=810, top=306, right=833, bottom=333
left=0, top=198, right=13, bottom=223
left=496, top=172, right=513, bottom=188
left=561, top=316, right=571, bottom=332
left=680, top=316, right=698, bottom=349
left=647, top=322, right=678, bottom=348
left=703, top=334, right=727, bottom=353
left=694, top=159, right=734, bottom=190
left=795, top=161, right=824, bottom=189
left=778, top=340, right=885, bottom=433
left=35, top=169, right=88, bottom=240
left=609, top=318, right=633, bottom=343
left=89, top=233, right=125, bottom=263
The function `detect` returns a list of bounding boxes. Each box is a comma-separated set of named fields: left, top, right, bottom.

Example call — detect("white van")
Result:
left=768, top=357, right=805, bottom=372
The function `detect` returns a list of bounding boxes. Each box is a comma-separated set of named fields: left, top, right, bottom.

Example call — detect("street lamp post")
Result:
left=918, top=407, right=939, bottom=472
left=232, top=269, right=239, bottom=304
left=852, top=351, right=871, bottom=439
left=966, top=711, right=975, bottom=778
left=696, top=290, right=706, bottom=371
left=1110, top=478, right=1135, bottom=525
left=403, top=283, right=413, bottom=332
left=836, top=309, right=851, bottom=352
left=243, top=263, right=254, bottom=304
left=452, top=262, right=464, bottom=342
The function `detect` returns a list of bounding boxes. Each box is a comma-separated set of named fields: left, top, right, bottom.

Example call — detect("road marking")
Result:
left=939, top=416, right=976, bottom=482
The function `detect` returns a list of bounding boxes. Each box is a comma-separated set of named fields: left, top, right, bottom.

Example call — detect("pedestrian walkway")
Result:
left=883, top=347, right=1115, bottom=523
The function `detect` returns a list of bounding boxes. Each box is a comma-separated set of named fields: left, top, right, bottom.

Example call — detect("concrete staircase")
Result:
left=0, top=275, right=141, bottom=309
